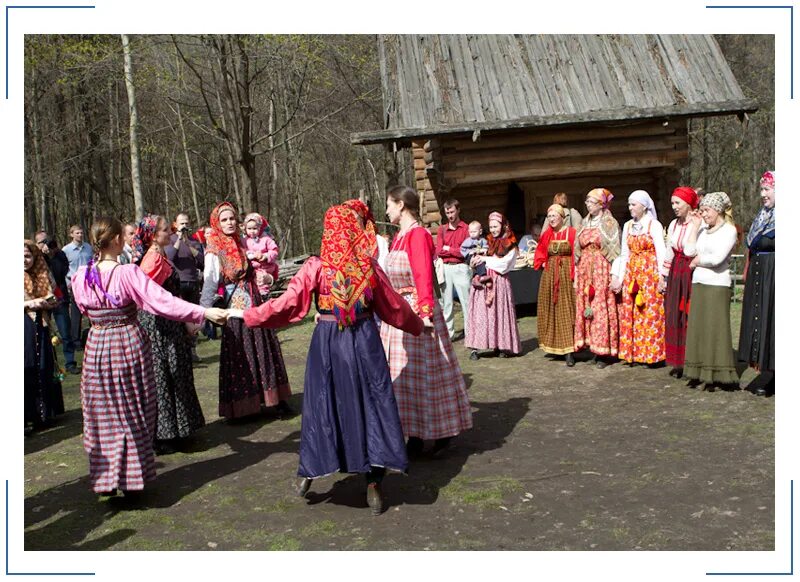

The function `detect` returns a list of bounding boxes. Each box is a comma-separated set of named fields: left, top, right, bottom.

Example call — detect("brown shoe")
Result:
left=366, top=483, right=384, bottom=515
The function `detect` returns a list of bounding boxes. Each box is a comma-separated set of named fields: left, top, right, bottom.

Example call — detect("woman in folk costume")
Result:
left=573, top=188, right=621, bottom=368
left=200, top=201, right=292, bottom=419
left=241, top=202, right=423, bottom=515
left=611, top=190, right=667, bottom=366
left=683, top=192, right=740, bottom=390
left=131, top=214, right=205, bottom=455
left=738, top=170, right=776, bottom=396
left=381, top=186, right=472, bottom=459
left=71, top=217, right=227, bottom=497
left=23, top=240, right=64, bottom=430
left=533, top=204, right=577, bottom=365
left=465, top=211, right=522, bottom=360
left=661, top=187, right=702, bottom=378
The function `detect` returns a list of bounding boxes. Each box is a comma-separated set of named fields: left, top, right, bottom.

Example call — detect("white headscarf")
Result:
left=628, top=190, right=658, bottom=222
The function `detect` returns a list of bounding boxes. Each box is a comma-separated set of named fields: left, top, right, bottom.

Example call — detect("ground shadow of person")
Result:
left=301, top=397, right=531, bottom=512
left=24, top=407, right=84, bottom=456
left=24, top=418, right=300, bottom=549
left=135, top=424, right=301, bottom=509
left=24, top=476, right=134, bottom=550
left=520, top=337, right=539, bottom=354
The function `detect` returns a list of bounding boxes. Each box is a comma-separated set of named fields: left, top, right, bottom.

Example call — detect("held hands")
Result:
left=204, top=307, right=229, bottom=325
left=689, top=256, right=700, bottom=269
left=421, top=316, right=434, bottom=331
left=24, top=298, right=46, bottom=311
left=609, top=275, right=622, bottom=294
left=657, top=277, right=667, bottom=294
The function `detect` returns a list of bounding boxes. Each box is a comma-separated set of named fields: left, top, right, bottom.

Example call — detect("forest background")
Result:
left=23, top=34, right=774, bottom=254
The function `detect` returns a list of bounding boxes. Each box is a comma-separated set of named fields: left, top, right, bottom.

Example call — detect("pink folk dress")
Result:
left=573, top=228, right=619, bottom=356
left=465, top=247, right=522, bottom=354
left=71, top=264, right=206, bottom=493
left=379, top=225, right=472, bottom=440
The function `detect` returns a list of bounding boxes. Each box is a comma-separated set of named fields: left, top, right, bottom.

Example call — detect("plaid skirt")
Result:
left=380, top=299, right=472, bottom=440
left=81, top=304, right=156, bottom=492
left=537, top=255, right=576, bottom=355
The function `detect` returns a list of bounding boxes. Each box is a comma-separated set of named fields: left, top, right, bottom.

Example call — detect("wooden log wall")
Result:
left=417, top=119, right=689, bottom=231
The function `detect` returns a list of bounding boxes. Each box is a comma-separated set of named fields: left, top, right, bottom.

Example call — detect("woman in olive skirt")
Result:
left=683, top=192, right=740, bottom=391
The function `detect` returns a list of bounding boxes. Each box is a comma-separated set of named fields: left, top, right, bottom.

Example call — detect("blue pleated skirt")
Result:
left=298, top=316, right=408, bottom=479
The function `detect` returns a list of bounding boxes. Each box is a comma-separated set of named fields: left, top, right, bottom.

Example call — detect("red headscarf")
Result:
left=206, top=202, right=248, bottom=282
left=320, top=204, right=377, bottom=327
left=192, top=227, right=206, bottom=245
left=486, top=211, right=517, bottom=257
left=671, top=186, right=699, bottom=210
left=341, top=199, right=378, bottom=258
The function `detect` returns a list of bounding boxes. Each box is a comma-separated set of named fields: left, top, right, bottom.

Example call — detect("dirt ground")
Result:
left=23, top=304, right=774, bottom=551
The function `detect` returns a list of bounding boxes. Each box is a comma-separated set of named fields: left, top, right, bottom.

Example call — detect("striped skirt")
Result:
left=664, top=251, right=692, bottom=368
left=81, top=304, right=157, bottom=493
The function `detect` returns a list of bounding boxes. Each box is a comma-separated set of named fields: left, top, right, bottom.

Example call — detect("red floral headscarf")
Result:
left=130, top=214, right=160, bottom=265
left=341, top=199, right=378, bottom=258
left=320, top=204, right=377, bottom=327
left=206, top=202, right=248, bottom=282
left=486, top=211, right=517, bottom=257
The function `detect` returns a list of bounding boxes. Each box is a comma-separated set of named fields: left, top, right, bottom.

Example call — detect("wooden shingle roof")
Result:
left=351, top=34, right=758, bottom=145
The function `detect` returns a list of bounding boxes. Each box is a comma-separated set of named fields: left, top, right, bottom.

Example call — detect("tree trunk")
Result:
left=121, top=34, right=145, bottom=220
left=176, top=100, right=202, bottom=225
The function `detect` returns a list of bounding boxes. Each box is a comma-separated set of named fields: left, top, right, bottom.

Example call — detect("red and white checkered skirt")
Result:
left=379, top=247, right=472, bottom=440
left=81, top=304, right=157, bottom=492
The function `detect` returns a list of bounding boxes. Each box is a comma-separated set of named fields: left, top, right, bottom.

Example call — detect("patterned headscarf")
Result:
left=628, top=190, right=658, bottom=221
left=206, top=202, right=248, bottom=283
left=487, top=211, right=517, bottom=257
left=130, top=214, right=161, bottom=265
left=671, top=186, right=699, bottom=210
left=24, top=240, right=53, bottom=300
left=700, top=191, right=735, bottom=225
left=747, top=170, right=776, bottom=248
left=342, top=199, right=378, bottom=258
left=243, top=212, right=271, bottom=238
left=320, top=204, right=377, bottom=327
left=586, top=188, right=614, bottom=210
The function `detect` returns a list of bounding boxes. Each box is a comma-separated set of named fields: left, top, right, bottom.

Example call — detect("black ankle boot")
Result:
left=565, top=353, right=575, bottom=367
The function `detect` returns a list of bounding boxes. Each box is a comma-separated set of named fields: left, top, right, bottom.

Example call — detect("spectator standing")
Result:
left=165, top=212, right=204, bottom=362
left=738, top=170, right=776, bottom=396
left=62, top=224, right=94, bottom=349
left=34, top=231, right=78, bottom=374
left=435, top=199, right=471, bottom=341
left=24, top=240, right=65, bottom=431
left=119, top=223, right=136, bottom=264
left=683, top=192, right=740, bottom=391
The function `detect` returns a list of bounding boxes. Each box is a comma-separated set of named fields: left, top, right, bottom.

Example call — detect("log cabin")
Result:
left=351, top=35, right=758, bottom=236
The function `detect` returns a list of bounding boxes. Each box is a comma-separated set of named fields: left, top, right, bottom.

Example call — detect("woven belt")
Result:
left=317, top=312, right=373, bottom=323
left=91, top=317, right=136, bottom=329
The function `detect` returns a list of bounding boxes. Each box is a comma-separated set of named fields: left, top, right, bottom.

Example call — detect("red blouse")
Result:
left=243, top=256, right=424, bottom=335
left=533, top=226, right=576, bottom=279
left=391, top=225, right=436, bottom=318
left=140, top=250, right=173, bottom=287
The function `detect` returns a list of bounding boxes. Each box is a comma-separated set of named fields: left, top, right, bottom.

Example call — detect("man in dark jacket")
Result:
left=165, top=212, right=205, bottom=362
